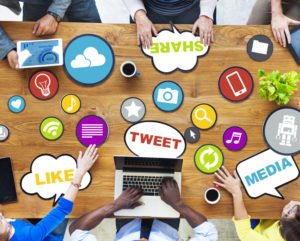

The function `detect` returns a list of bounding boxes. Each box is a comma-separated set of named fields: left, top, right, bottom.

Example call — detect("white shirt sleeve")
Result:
left=70, top=230, right=98, bottom=241
left=189, top=221, right=218, bottom=241
left=199, top=0, right=218, bottom=20
left=122, top=0, right=146, bottom=20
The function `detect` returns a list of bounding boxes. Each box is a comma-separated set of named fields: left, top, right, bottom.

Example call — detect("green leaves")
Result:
left=258, top=69, right=300, bottom=105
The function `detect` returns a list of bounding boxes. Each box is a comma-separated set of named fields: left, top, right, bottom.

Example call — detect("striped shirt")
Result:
left=123, top=0, right=217, bottom=20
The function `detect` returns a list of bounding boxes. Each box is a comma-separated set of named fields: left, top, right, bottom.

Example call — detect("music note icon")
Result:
left=62, top=94, right=81, bottom=114
left=67, top=97, right=76, bottom=112
left=226, top=132, right=242, bottom=144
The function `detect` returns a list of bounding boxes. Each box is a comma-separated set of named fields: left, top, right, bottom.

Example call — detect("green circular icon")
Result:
left=194, top=144, right=224, bottom=174
left=40, top=117, right=64, bottom=141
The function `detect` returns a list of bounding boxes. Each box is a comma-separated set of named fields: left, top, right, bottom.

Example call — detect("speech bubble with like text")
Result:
left=21, top=154, right=91, bottom=205
left=236, top=149, right=299, bottom=199
left=142, top=25, right=209, bottom=74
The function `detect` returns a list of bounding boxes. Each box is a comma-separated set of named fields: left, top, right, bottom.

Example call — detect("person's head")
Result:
left=280, top=201, right=300, bottom=241
left=0, top=213, right=11, bottom=241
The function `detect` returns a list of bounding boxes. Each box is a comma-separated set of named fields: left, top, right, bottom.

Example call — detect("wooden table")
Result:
left=0, top=22, right=299, bottom=219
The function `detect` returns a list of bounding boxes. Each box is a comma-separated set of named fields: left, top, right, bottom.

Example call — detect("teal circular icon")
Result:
left=153, top=81, right=184, bottom=112
left=40, top=117, right=64, bottom=141
left=8, top=95, right=26, bottom=113
left=64, top=34, right=115, bottom=86
left=194, top=144, right=224, bottom=174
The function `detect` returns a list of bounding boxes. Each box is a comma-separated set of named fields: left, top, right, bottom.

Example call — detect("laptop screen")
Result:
left=114, top=156, right=183, bottom=173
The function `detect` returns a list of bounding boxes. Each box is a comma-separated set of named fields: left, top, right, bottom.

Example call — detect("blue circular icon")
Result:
left=64, top=34, right=115, bottom=86
left=8, top=95, right=26, bottom=113
left=153, top=81, right=184, bottom=112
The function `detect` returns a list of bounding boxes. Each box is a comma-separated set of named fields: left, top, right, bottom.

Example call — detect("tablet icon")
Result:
left=252, top=40, right=269, bottom=55
left=29, top=71, right=59, bottom=100
left=219, top=67, right=254, bottom=102
left=61, top=94, right=81, bottom=114
left=194, top=144, right=224, bottom=174
left=223, top=126, right=247, bottom=151
left=191, top=104, right=217, bottom=130
left=40, top=117, right=64, bottom=141
left=8, top=95, right=26, bottom=113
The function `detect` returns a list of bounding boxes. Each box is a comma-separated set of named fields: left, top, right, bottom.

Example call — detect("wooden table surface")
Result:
left=0, top=22, right=299, bottom=219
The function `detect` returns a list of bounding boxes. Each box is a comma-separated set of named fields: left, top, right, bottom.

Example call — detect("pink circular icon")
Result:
left=223, top=126, right=247, bottom=151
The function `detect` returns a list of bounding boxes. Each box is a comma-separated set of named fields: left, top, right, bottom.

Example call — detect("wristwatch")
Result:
left=47, top=11, right=62, bottom=22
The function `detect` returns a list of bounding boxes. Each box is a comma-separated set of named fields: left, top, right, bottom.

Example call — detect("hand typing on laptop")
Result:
left=70, top=179, right=218, bottom=241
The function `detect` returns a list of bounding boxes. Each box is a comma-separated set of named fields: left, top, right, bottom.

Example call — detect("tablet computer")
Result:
left=17, top=39, right=63, bottom=69
left=288, top=26, right=300, bottom=65
left=0, top=157, right=18, bottom=204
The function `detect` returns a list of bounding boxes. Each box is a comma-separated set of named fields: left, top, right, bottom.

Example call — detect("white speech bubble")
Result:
left=236, top=149, right=299, bottom=199
left=21, top=154, right=91, bottom=205
left=142, top=24, right=209, bottom=74
left=125, top=121, right=186, bottom=158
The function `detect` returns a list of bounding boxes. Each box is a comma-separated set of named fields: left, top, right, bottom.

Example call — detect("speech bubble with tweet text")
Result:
left=21, top=154, right=91, bottom=206
left=142, top=25, right=209, bottom=74
left=236, top=149, right=299, bottom=199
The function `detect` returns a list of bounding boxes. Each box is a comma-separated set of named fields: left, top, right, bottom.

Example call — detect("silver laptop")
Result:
left=114, top=156, right=183, bottom=218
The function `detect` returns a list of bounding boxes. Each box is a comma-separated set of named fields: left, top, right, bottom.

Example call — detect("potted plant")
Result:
left=258, top=69, right=300, bottom=105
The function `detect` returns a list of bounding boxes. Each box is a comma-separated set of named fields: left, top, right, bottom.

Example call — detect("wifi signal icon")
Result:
left=40, top=117, right=64, bottom=140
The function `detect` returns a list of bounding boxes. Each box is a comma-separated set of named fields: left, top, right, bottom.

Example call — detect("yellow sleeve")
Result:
left=233, top=216, right=272, bottom=241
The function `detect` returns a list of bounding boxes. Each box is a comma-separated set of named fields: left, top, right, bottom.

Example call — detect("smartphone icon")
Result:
left=226, top=71, right=247, bottom=97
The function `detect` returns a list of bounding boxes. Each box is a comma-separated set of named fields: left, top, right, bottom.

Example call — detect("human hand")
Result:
left=192, top=15, right=214, bottom=46
left=76, top=144, right=99, bottom=176
left=135, top=10, right=157, bottom=49
left=271, top=13, right=300, bottom=47
left=7, top=50, right=19, bottom=70
left=159, top=178, right=181, bottom=208
left=114, top=187, right=143, bottom=210
left=32, top=14, right=59, bottom=36
left=214, top=166, right=242, bottom=197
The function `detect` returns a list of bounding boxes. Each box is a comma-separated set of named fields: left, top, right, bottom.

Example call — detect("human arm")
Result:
left=69, top=187, right=143, bottom=234
left=192, top=0, right=217, bottom=46
left=0, top=27, right=19, bottom=70
left=122, top=0, right=157, bottom=49
left=271, top=0, right=300, bottom=47
left=25, top=145, right=98, bottom=240
left=159, top=179, right=217, bottom=240
left=32, top=0, right=72, bottom=36
left=214, top=167, right=271, bottom=241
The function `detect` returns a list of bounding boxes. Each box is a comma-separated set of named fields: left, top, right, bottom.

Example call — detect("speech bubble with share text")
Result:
left=236, top=149, right=299, bottom=199
left=21, top=154, right=91, bottom=206
left=142, top=24, right=209, bottom=74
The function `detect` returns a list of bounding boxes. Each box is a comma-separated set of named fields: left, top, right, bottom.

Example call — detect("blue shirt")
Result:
left=10, top=198, right=73, bottom=241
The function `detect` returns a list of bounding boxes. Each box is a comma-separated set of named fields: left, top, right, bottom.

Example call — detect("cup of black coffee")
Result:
left=120, top=61, right=140, bottom=78
left=204, top=187, right=221, bottom=205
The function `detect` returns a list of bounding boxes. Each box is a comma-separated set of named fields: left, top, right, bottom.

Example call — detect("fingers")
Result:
left=192, top=23, right=198, bottom=35
left=151, top=25, right=158, bottom=36
left=130, top=201, right=144, bottom=209
left=288, top=19, right=300, bottom=25
left=32, top=21, right=39, bottom=35
left=211, top=31, right=215, bottom=42
left=77, top=151, right=83, bottom=161
left=199, top=30, right=205, bottom=45
left=276, top=30, right=283, bottom=46
left=233, top=170, right=239, bottom=180
left=279, top=29, right=287, bottom=47
left=214, top=172, right=225, bottom=183
left=221, top=166, right=231, bottom=177
left=272, top=28, right=279, bottom=43
left=213, top=181, right=225, bottom=188
left=284, top=27, right=291, bottom=45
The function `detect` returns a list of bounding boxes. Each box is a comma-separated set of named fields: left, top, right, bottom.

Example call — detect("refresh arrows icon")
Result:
left=194, top=144, right=224, bottom=174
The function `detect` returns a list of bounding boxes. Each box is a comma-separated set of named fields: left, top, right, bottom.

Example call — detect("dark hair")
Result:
left=280, top=207, right=300, bottom=241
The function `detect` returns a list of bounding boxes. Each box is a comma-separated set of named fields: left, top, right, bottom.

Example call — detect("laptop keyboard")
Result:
left=122, top=175, right=173, bottom=196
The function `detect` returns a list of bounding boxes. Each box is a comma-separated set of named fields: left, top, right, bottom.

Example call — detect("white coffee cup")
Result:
left=204, top=187, right=221, bottom=205
left=120, top=61, right=140, bottom=78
